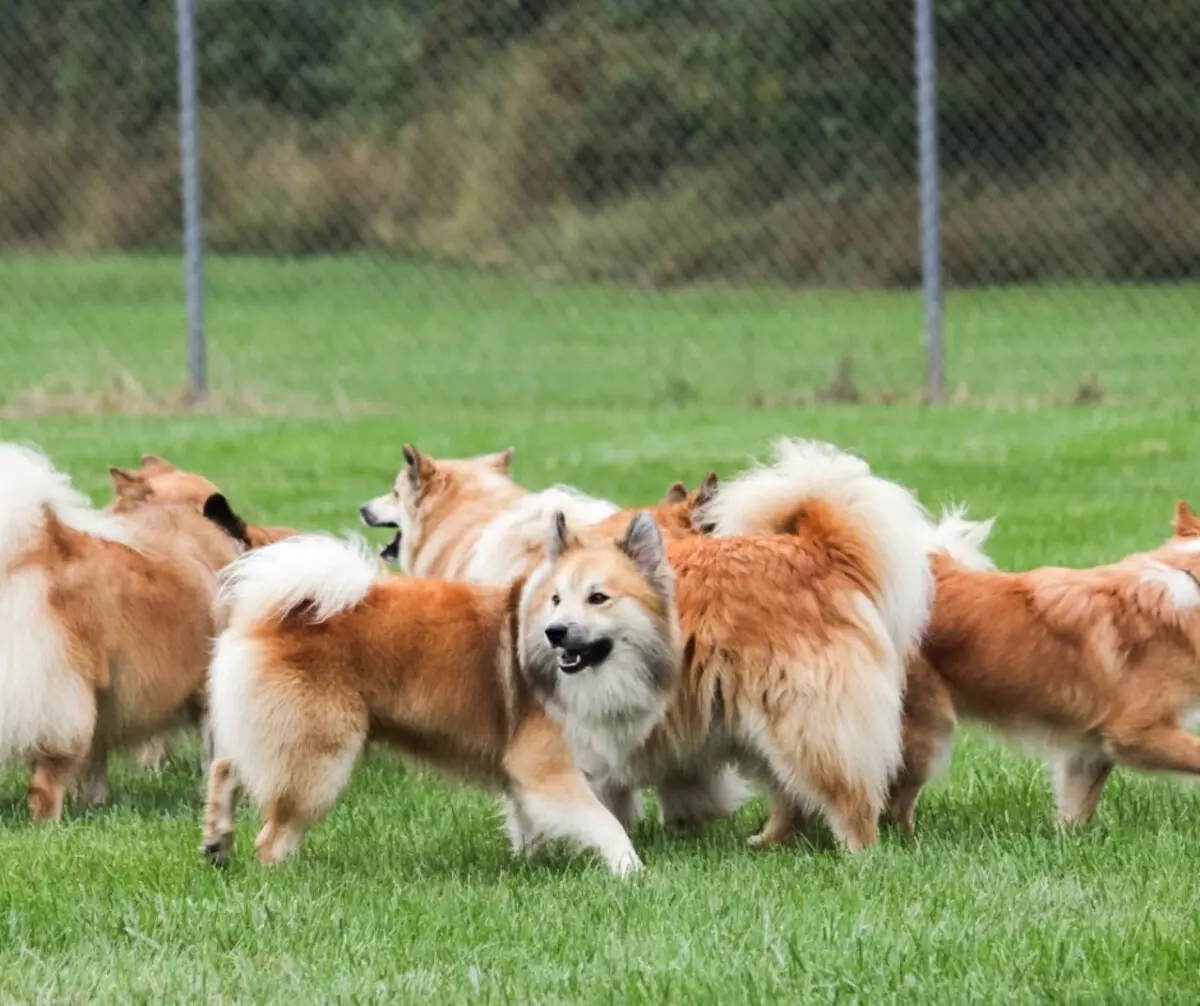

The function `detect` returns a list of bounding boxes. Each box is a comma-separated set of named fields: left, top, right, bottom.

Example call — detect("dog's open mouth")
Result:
left=380, top=531, right=401, bottom=562
left=556, top=638, right=614, bottom=674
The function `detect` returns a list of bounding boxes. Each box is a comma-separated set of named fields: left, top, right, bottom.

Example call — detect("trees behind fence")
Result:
left=4, top=0, right=1197, bottom=286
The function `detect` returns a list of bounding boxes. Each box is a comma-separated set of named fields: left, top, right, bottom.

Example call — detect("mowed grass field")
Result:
left=2, top=256, right=1200, bottom=1002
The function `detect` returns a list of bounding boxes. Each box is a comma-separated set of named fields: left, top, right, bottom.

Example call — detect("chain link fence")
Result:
left=1, top=1, right=1197, bottom=416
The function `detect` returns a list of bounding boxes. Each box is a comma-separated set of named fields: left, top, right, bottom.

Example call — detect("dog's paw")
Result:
left=200, top=835, right=233, bottom=867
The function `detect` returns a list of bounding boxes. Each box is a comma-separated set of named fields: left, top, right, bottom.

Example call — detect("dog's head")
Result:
left=359, top=443, right=516, bottom=570
left=520, top=510, right=680, bottom=724
left=108, top=454, right=291, bottom=550
left=108, top=455, right=222, bottom=513
left=652, top=472, right=719, bottom=540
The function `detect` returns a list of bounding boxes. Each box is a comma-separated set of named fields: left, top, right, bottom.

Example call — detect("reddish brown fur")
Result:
left=203, top=558, right=642, bottom=873
left=891, top=499, right=1200, bottom=832
left=545, top=507, right=904, bottom=854
left=12, top=504, right=242, bottom=820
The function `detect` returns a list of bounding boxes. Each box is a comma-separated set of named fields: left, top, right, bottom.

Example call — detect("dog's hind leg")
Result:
left=1052, top=748, right=1113, bottom=824
left=888, top=661, right=957, bottom=835
left=201, top=757, right=241, bottom=865
left=658, top=764, right=754, bottom=834
left=595, top=779, right=645, bottom=832
left=135, top=735, right=172, bottom=773
left=504, top=715, right=642, bottom=878
left=76, top=744, right=110, bottom=807
left=28, top=753, right=86, bottom=823
left=748, top=792, right=808, bottom=848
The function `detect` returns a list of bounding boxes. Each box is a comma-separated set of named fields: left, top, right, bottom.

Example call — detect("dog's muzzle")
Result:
left=359, top=504, right=401, bottom=562
left=545, top=622, right=614, bottom=674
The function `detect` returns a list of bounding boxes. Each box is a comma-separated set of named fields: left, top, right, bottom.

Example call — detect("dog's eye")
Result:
left=551, top=593, right=560, bottom=606
left=587, top=591, right=610, bottom=605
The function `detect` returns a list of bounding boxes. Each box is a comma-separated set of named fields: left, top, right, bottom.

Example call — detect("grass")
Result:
left=2, top=256, right=1200, bottom=1001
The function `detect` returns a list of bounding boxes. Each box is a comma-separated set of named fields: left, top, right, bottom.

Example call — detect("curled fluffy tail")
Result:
left=0, top=442, right=134, bottom=566
left=930, top=506, right=996, bottom=571
left=701, top=437, right=935, bottom=660
left=218, top=534, right=383, bottom=628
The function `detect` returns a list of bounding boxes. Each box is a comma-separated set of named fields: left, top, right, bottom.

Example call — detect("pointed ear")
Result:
left=1175, top=498, right=1200, bottom=537
left=618, top=511, right=672, bottom=600
left=109, top=466, right=151, bottom=502
left=695, top=471, right=719, bottom=508
left=546, top=510, right=585, bottom=563
left=202, top=494, right=251, bottom=547
left=138, top=453, right=176, bottom=474
left=662, top=481, right=688, bottom=505
left=481, top=446, right=514, bottom=475
left=402, top=444, right=436, bottom=491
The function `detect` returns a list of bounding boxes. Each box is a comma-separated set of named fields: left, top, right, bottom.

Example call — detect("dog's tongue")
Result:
left=380, top=532, right=401, bottom=562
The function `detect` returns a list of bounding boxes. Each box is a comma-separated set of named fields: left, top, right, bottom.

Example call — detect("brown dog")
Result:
left=890, top=500, right=1200, bottom=832
left=200, top=529, right=666, bottom=875
left=521, top=439, right=936, bottom=853
left=0, top=444, right=250, bottom=821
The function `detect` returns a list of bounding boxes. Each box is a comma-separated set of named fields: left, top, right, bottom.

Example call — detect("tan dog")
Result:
left=360, top=450, right=745, bottom=832
left=0, top=444, right=249, bottom=821
left=200, top=529, right=668, bottom=875
left=890, top=500, right=1200, bottom=832
left=106, top=454, right=297, bottom=771
left=521, top=439, right=936, bottom=853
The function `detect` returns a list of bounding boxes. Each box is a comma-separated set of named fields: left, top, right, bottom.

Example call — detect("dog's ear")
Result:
left=547, top=510, right=584, bottom=562
left=109, top=466, right=151, bottom=503
left=402, top=444, right=436, bottom=492
left=618, top=511, right=672, bottom=601
left=202, top=494, right=251, bottom=548
left=662, top=481, right=688, bottom=505
left=1175, top=499, right=1200, bottom=538
left=480, top=446, right=514, bottom=475
left=138, top=453, right=177, bottom=474
left=695, top=471, right=719, bottom=508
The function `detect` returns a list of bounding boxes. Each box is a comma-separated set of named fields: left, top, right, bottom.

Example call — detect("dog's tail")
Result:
left=701, top=437, right=935, bottom=661
left=0, top=442, right=135, bottom=567
left=217, top=534, right=382, bottom=629
left=929, top=506, right=996, bottom=571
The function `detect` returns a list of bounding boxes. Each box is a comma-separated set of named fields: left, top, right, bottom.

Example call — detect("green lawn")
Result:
left=2, top=257, right=1200, bottom=1002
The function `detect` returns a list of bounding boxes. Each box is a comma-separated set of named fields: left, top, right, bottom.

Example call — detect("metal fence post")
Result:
left=176, top=0, right=206, bottom=404
left=914, top=0, right=945, bottom=404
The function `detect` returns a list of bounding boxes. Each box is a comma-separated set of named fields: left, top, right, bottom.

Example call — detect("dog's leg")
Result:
left=594, top=779, right=644, bottom=832
left=504, top=716, right=642, bottom=878
left=135, top=735, right=171, bottom=774
left=501, top=793, right=544, bottom=858
left=201, top=757, right=241, bottom=865
left=28, top=755, right=84, bottom=823
left=1105, top=723, right=1200, bottom=777
left=658, top=764, right=754, bottom=834
left=748, top=793, right=808, bottom=848
left=888, top=656, right=957, bottom=835
left=254, top=796, right=313, bottom=866
left=1052, top=749, right=1113, bottom=824
left=76, top=745, right=110, bottom=807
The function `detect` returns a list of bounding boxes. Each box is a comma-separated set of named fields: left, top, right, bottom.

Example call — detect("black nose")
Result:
left=545, top=624, right=567, bottom=646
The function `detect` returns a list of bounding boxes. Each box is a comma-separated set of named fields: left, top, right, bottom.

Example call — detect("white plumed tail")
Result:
left=702, top=437, right=936, bottom=660
left=0, top=442, right=135, bottom=566
left=930, top=506, right=996, bottom=571
left=218, top=534, right=382, bottom=628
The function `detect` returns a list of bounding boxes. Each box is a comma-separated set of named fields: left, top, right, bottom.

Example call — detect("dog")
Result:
left=889, top=499, right=1200, bottom=832
left=199, top=530, right=666, bottom=876
left=106, top=453, right=298, bottom=771
left=0, top=444, right=251, bottom=821
left=360, top=447, right=748, bottom=832
left=521, top=438, right=935, bottom=853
